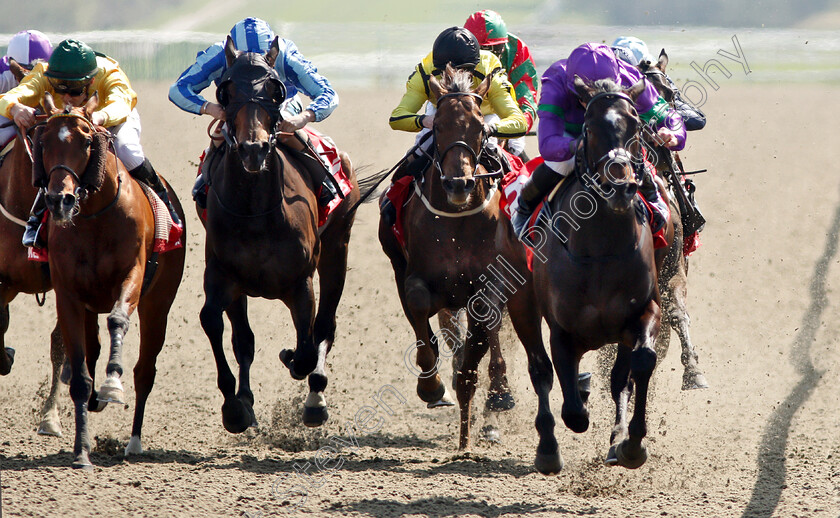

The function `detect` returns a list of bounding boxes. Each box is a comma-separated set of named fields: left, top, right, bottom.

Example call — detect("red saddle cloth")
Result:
left=27, top=182, right=184, bottom=263
left=195, top=127, right=353, bottom=228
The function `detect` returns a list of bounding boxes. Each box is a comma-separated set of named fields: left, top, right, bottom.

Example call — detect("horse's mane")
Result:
left=440, top=68, right=474, bottom=95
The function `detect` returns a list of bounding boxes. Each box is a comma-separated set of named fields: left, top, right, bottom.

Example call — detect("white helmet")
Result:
left=611, top=36, right=654, bottom=66
left=6, top=30, right=53, bottom=67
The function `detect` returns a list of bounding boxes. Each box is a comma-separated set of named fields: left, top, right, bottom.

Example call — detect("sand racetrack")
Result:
left=0, top=81, right=838, bottom=518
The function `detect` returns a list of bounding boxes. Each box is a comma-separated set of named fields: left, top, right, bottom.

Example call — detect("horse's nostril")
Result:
left=63, top=193, right=76, bottom=206
left=464, top=178, right=476, bottom=192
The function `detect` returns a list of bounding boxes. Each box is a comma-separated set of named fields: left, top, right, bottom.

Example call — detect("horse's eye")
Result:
left=84, top=138, right=92, bottom=149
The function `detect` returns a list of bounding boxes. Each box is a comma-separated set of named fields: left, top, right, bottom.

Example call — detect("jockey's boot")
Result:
left=639, top=166, right=668, bottom=234
left=379, top=153, right=432, bottom=226
left=193, top=143, right=224, bottom=209
left=280, top=131, right=339, bottom=208
left=129, top=158, right=182, bottom=228
left=510, top=163, right=562, bottom=239
left=21, top=189, right=47, bottom=248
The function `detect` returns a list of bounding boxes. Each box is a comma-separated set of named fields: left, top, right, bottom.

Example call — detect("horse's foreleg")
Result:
left=84, top=311, right=107, bottom=412
left=486, top=329, right=515, bottom=412
left=605, top=345, right=632, bottom=466
left=549, top=325, right=588, bottom=434
left=200, top=265, right=241, bottom=433
left=508, top=288, right=562, bottom=474
left=279, top=277, right=317, bottom=381
left=456, top=319, right=492, bottom=450
left=438, top=309, right=467, bottom=390
left=38, top=324, right=65, bottom=437
left=56, top=294, right=93, bottom=469
left=100, top=269, right=143, bottom=405
left=667, top=271, right=708, bottom=390
left=226, top=295, right=257, bottom=429
left=611, top=300, right=660, bottom=470
left=403, top=275, right=449, bottom=407
left=0, top=301, right=14, bottom=375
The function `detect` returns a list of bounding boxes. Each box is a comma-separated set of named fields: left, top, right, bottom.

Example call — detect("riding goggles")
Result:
left=49, top=78, right=89, bottom=97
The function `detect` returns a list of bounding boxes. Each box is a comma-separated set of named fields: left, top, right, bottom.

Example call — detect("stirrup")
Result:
left=22, top=220, right=45, bottom=249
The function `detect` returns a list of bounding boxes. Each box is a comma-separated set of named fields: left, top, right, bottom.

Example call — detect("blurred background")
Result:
left=1, top=0, right=838, bottom=87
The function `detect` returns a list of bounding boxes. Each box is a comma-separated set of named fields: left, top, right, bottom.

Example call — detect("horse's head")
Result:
left=637, top=50, right=672, bottom=103
left=573, top=75, right=645, bottom=214
left=427, top=64, right=492, bottom=207
left=34, top=92, right=109, bottom=224
left=216, top=36, right=286, bottom=173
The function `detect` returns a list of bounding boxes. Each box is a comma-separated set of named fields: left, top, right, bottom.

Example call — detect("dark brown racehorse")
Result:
left=638, top=51, right=708, bottom=389
left=379, top=65, right=544, bottom=451
left=200, top=37, right=359, bottom=432
left=0, top=59, right=66, bottom=437
left=36, top=93, right=186, bottom=468
left=524, top=77, right=660, bottom=470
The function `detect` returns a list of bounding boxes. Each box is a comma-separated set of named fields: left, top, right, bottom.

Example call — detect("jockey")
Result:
left=510, top=43, right=686, bottom=241
left=611, top=36, right=706, bottom=131
left=382, top=26, right=527, bottom=223
left=0, top=38, right=182, bottom=248
left=0, top=30, right=53, bottom=146
left=168, top=17, right=340, bottom=208
left=464, top=9, right=538, bottom=157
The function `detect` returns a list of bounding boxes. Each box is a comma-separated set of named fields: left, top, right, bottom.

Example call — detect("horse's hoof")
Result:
left=97, top=377, right=125, bottom=405
left=0, top=347, right=15, bottom=375
left=534, top=452, right=564, bottom=475
left=302, top=406, right=329, bottom=427
left=578, top=372, right=592, bottom=404
left=125, top=435, right=143, bottom=456
left=37, top=419, right=63, bottom=438
left=417, top=382, right=446, bottom=404
left=561, top=409, right=589, bottom=434
left=425, top=387, right=455, bottom=408
left=682, top=372, right=709, bottom=390
left=279, top=349, right=308, bottom=380
left=608, top=440, right=648, bottom=469
left=221, top=398, right=252, bottom=434
left=480, top=424, right=501, bottom=443
left=485, top=391, right=515, bottom=412
left=89, top=390, right=109, bottom=413
left=72, top=452, right=93, bottom=470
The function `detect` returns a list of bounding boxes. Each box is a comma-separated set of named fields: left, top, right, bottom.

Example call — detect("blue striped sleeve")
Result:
left=168, top=43, right=227, bottom=115
left=277, top=39, right=337, bottom=122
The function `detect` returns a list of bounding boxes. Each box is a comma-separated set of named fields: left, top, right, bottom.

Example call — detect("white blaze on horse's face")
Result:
left=604, top=109, right=622, bottom=129
left=58, top=126, right=71, bottom=143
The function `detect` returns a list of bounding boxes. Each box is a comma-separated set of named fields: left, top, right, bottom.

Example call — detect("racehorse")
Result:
left=524, top=76, right=661, bottom=470
left=379, top=65, right=544, bottom=451
left=199, top=37, right=359, bottom=432
left=36, top=92, right=186, bottom=468
left=638, top=51, right=708, bottom=390
left=0, top=58, right=67, bottom=438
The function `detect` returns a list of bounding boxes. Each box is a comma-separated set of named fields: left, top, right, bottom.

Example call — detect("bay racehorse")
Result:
left=523, top=77, right=661, bottom=471
left=638, top=51, right=708, bottom=390
left=379, top=65, right=544, bottom=451
left=200, top=37, right=358, bottom=432
left=36, top=93, right=186, bottom=468
left=0, top=58, right=67, bottom=437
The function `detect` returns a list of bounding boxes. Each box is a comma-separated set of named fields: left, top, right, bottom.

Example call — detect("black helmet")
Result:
left=432, top=27, right=480, bottom=70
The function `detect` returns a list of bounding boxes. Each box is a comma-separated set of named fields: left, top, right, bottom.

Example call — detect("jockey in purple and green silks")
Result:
left=510, top=43, right=686, bottom=243
left=464, top=9, right=538, bottom=157
left=0, top=30, right=53, bottom=146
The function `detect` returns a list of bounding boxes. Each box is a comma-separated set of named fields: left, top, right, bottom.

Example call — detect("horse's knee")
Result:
left=68, top=369, right=92, bottom=403
left=106, top=308, right=129, bottom=337
left=404, top=279, right=431, bottom=316
left=199, top=305, right=223, bottom=335
left=631, top=347, right=657, bottom=377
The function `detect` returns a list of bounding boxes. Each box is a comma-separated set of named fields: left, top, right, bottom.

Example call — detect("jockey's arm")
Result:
left=389, top=67, right=429, bottom=132
left=93, top=66, right=134, bottom=128
left=0, top=64, right=48, bottom=130
left=486, top=73, right=527, bottom=139
left=281, top=40, right=338, bottom=124
left=168, top=44, right=226, bottom=116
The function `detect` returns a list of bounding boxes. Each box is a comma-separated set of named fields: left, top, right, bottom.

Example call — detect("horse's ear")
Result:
left=83, top=91, right=99, bottom=120
left=623, top=78, right=646, bottom=103
left=8, top=58, right=27, bottom=83
left=657, top=49, right=669, bottom=73
left=43, top=92, right=57, bottom=114
left=474, top=66, right=497, bottom=99
left=428, top=70, right=444, bottom=101
left=266, top=36, right=280, bottom=68
left=573, top=75, right=596, bottom=103
left=224, top=36, right=238, bottom=68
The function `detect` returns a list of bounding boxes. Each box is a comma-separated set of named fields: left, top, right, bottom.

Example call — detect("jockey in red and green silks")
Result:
left=465, top=9, right=538, bottom=157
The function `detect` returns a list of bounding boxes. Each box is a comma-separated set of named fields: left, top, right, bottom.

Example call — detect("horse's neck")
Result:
left=557, top=182, right=642, bottom=255
left=82, top=161, right=122, bottom=215
left=0, top=141, right=35, bottom=212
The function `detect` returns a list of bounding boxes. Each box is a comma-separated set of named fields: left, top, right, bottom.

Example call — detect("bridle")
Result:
left=431, top=91, right=501, bottom=182
left=42, top=111, right=120, bottom=219
left=577, top=91, right=643, bottom=198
